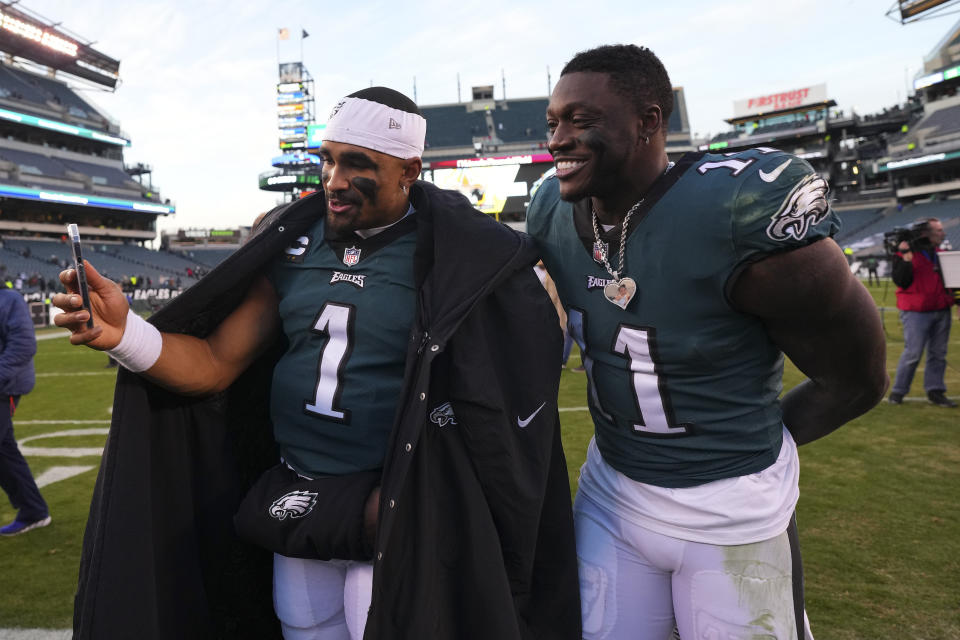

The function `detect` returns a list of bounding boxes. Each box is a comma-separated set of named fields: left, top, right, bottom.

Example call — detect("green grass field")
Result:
left=1, top=279, right=958, bottom=638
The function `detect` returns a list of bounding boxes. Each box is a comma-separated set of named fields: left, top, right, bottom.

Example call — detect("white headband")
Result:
left=322, top=96, right=426, bottom=159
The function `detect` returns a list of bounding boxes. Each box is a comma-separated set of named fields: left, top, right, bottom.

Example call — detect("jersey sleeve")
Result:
left=525, top=174, right=561, bottom=244
left=730, top=152, right=840, bottom=266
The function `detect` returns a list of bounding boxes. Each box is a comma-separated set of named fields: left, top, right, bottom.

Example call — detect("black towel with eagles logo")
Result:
left=233, top=462, right=380, bottom=560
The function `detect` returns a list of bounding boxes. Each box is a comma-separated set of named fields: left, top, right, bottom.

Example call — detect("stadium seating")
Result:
left=0, top=64, right=107, bottom=126
left=834, top=200, right=960, bottom=252
left=0, top=238, right=69, bottom=289
left=421, top=105, right=486, bottom=148
left=833, top=207, right=886, bottom=244
left=0, top=146, right=142, bottom=195
left=96, top=243, right=205, bottom=282
left=912, top=104, right=960, bottom=136
left=0, top=140, right=146, bottom=193
left=0, top=147, right=70, bottom=179
left=0, top=66, right=50, bottom=109
left=58, top=158, right=140, bottom=189
left=845, top=206, right=928, bottom=245
left=182, top=248, right=236, bottom=268
left=491, top=100, right=549, bottom=143
left=20, top=69, right=102, bottom=121
left=0, top=237, right=215, bottom=292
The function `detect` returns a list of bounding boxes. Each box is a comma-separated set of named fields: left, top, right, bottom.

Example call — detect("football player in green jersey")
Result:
left=55, top=88, right=580, bottom=640
left=527, top=44, right=888, bottom=640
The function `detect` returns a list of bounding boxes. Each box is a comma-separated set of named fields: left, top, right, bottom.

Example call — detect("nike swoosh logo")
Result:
left=758, top=158, right=792, bottom=183
left=517, top=401, right=547, bottom=428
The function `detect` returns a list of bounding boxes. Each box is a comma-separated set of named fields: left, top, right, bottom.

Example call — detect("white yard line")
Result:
left=17, top=420, right=110, bottom=425
left=18, top=428, right=109, bottom=457
left=35, top=330, right=70, bottom=341
left=36, top=371, right=117, bottom=377
left=34, top=465, right=96, bottom=488
left=0, top=630, right=71, bottom=640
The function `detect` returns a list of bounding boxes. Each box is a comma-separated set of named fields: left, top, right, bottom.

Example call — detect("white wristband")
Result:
left=107, top=309, right=163, bottom=372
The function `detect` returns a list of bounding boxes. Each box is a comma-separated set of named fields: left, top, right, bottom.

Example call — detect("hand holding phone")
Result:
left=67, top=223, right=94, bottom=329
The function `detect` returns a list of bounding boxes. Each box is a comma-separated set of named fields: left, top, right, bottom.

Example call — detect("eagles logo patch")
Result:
left=430, top=402, right=457, bottom=427
left=269, top=490, right=318, bottom=520
left=766, top=173, right=829, bottom=242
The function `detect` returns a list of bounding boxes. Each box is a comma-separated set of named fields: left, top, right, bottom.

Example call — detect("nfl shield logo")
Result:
left=343, top=246, right=361, bottom=266
left=592, top=241, right=608, bottom=264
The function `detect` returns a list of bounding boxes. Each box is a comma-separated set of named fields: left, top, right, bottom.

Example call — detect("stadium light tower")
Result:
left=257, top=60, right=323, bottom=201
left=888, top=0, right=960, bottom=23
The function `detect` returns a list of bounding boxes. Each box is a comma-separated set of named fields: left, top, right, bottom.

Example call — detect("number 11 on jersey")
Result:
left=569, top=309, right=688, bottom=436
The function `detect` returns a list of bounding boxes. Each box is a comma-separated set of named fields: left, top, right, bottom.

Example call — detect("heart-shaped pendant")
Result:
left=603, top=277, right=636, bottom=309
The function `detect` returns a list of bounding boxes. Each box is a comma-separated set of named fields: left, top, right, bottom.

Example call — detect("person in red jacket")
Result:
left=889, top=217, right=956, bottom=407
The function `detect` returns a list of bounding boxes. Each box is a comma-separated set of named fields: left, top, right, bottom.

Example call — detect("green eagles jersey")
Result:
left=268, top=214, right=418, bottom=477
left=527, top=148, right=839, bottom=488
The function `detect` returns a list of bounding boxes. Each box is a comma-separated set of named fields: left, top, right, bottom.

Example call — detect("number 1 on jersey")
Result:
left=305, top=303, right=354, bottom=422
left=613, top=326, right=688, bottom=435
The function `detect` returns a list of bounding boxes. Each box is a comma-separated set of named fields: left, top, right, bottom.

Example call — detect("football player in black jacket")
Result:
left=55, top=87, right=580, bottom=640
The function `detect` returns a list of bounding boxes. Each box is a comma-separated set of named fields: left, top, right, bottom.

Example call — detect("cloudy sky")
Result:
left=19, top=0, right=956, bottom=233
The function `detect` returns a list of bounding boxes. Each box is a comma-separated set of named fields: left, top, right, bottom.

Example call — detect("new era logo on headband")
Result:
left=389, top=118, right=401, bottom=130
left=329, top=99, right=346, bottom=119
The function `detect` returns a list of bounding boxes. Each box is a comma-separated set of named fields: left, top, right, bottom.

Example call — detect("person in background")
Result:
left=889, top=217, right=956, bottom=408
left=864, top=255, right=880, bottom=287
left=0, top=288, right=49, bottom=536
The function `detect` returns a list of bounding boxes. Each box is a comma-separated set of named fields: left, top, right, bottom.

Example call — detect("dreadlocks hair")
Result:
left=348, top=86, right=423, bottom=116
left=561, top=44, right=674, bottom=135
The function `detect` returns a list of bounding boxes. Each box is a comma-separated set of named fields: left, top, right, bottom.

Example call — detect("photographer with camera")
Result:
left=889, top=217, right=956, bottom=408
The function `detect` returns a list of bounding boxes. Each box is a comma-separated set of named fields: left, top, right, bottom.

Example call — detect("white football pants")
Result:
left=575, top=494, right=814, bottom=640
left=273, top=554, right=373, bottom=640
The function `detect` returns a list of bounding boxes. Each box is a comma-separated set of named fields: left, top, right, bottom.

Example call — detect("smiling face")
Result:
left=546, top=72, right=645, bottom=203
left=319, top=141, right=420, bottom=236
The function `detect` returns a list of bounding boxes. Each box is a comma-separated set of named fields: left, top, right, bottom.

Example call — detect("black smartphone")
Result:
left=67, top=223, right=94, bottom=329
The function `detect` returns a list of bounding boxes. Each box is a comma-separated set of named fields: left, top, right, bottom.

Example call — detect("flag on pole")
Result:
left=278, top=27, right=289, bottom=40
